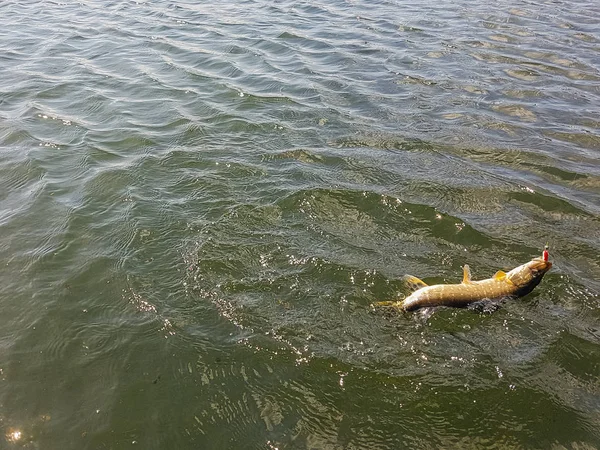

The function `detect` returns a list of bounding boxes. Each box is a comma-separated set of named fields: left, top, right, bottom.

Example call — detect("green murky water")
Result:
left=1, top=0, right=599, bottom=448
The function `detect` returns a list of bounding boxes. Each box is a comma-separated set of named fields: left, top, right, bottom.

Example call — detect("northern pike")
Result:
left=375, top=248, right=552, bottom=311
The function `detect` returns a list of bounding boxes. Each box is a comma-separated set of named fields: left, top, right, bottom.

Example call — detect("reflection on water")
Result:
left=0, top=0, right=599, bottom=448
left=6, top=429, right=22, bottom=443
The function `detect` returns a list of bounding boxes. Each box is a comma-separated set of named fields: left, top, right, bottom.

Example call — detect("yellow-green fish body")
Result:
left=378, top=257, right=552, bottom=311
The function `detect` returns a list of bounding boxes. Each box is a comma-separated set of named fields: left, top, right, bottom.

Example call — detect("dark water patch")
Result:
left=548, top=332, right=600, bottom=384
left=545, top=130, right=600, bottom=151
left=185, top=188, right=571, bottom=386
left=263, top=148, right=326, bottom=164
left=508, top=190, right=595, bottom=218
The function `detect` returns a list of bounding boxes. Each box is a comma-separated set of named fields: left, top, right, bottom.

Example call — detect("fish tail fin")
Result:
left=372, top=293, right=406, bottom=310
left=372, top=300, right=399, bottom=308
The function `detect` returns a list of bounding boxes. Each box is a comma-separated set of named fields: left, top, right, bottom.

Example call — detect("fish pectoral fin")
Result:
left=404, top=275, right=428, bottom=292
left=493, top=270, right=515, bottom=285
left=493, top=270, right=507, bottom=281
left=462, top=264, right=473, bottom=284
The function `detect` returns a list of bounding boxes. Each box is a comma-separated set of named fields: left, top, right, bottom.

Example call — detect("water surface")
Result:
left=1, top=0, right=599, bottom=448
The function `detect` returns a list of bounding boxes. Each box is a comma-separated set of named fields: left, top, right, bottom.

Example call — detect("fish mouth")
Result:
left=529, top=258, right=552, bottom=275
left=510, top=258, right=552, bottom=296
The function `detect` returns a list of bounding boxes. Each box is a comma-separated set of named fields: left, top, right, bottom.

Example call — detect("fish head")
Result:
left=507, top=258, right=552, bottom=295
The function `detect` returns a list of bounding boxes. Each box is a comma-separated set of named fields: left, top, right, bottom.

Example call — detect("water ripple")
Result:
left=2, top=0, right=600, bottom=448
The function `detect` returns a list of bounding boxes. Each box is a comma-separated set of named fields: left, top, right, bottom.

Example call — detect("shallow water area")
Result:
left=1, top=0, right=600, bottom=448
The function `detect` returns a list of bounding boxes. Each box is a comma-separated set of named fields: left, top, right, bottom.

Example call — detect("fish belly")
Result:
left=402, top=281, right=514, bottom=311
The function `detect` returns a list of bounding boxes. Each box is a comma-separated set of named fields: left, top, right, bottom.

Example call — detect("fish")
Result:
left=375, top=251, right=552, bottom=312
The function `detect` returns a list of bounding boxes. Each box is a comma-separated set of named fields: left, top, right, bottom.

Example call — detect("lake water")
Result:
left=1, top=0, right=599, bottom=448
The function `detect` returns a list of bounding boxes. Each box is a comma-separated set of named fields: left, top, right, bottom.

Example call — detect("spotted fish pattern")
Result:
left=376, top=256, right=552, bottom=312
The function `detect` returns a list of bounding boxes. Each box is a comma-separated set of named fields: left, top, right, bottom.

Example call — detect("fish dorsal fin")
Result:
left=462, top=264, right=473, bottom=284
left=404, top=275, right=428, bottom=292
left=493, top=270, right=507, bottom=281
